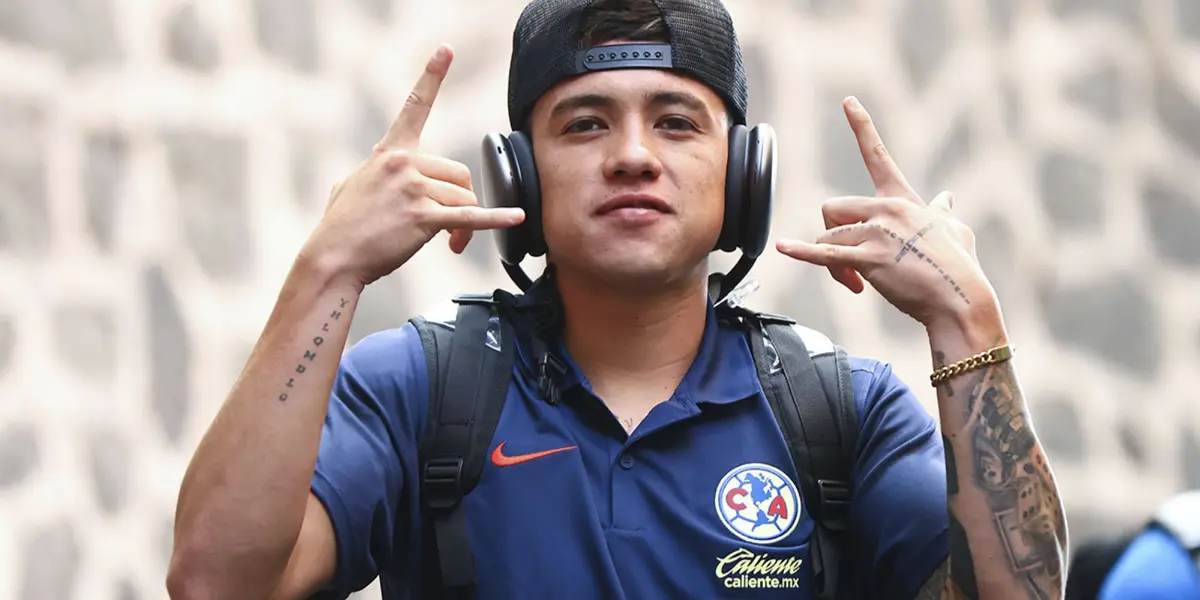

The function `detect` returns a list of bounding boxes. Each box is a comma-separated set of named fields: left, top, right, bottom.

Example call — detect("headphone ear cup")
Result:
left=718, top=124, right=750, bottom=253
left=506, top=131, right=546, bottom=257
left=739, top=124, right=777, bottom=259
left=480, top=132, right=527, bottom=264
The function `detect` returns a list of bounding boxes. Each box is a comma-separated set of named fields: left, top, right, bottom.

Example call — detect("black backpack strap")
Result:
left=742, top=310, right=858, bottom=600
left=411, top=292, right=517, bottom=599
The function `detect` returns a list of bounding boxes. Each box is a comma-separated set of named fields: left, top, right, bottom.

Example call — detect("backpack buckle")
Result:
left=537, top=352, right=567, bottom=405
left=816, top=479, right=851, bottom=531
left=423, top=457, right=465, bottom=510
left=451, top=293, right=495, bottom=306
left=754, top=311, right=796, bottom=325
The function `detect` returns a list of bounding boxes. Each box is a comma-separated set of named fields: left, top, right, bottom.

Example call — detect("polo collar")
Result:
left=515, top=290, right=761, bottom=407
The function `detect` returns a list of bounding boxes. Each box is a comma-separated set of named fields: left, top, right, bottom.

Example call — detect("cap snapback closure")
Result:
left=574, top=42, right=673, bottom=73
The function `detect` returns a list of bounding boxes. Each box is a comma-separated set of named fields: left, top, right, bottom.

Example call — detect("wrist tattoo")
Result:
left=933, top=351, right=954, bottom=397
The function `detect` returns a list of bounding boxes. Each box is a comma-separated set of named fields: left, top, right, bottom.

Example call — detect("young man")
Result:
left=166, top=0, right=1068, bottom=599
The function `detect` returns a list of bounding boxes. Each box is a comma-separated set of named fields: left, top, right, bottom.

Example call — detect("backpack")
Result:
left=408, top=290, right=859, bottom=600
left=1151, top=490, right=1200, bottom=568
left=1064, top=490, right=1200, bottom=600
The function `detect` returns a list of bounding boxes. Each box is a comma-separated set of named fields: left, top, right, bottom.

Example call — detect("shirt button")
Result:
left=619, top=455, right=635, bottom=469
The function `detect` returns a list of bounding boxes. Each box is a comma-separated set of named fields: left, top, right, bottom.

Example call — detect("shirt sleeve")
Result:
left=842, top=357, right=950, bottom=600
left=308, top=324, right=430, bottom=598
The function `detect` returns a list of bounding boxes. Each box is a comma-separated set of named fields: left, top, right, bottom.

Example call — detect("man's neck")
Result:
left=554, top=270, right=709, bottom=402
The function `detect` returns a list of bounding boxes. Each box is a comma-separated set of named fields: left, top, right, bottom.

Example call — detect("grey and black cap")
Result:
left=506, top=0, right=749, bottom=131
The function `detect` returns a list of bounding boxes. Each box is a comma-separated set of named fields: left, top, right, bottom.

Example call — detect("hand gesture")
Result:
left=776, top=97, right=996, bottom=329
left=303, top=45, right=525, bottom=290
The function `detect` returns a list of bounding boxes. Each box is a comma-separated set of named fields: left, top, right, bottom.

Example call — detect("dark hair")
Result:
left=578, top=0, right=670, bottom=47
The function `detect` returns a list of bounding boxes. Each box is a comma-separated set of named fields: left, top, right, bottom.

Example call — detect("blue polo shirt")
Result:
left=310, top=291, right=949, bottom=599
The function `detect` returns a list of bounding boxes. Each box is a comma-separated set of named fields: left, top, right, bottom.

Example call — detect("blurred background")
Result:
left=0, top=0, right=1198, bottom=598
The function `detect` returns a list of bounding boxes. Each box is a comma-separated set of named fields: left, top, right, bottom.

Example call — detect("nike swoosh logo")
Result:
left=490, top=441, right=578, bottom=467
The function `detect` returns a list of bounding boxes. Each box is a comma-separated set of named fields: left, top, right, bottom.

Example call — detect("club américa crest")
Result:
left=715, top=462, right=801, bottom=544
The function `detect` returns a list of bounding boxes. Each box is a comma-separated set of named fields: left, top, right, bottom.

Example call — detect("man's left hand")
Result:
left=777, top=97, right=998, bottom=331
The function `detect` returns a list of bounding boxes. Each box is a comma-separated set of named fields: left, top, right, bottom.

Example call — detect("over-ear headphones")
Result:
left=478, top=122, right=776, bottom=297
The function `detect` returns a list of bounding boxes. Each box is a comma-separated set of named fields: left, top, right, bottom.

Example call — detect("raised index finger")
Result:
left=378, top=45, right=454, bottom=151
left=843, top=96, right=918, bottom=201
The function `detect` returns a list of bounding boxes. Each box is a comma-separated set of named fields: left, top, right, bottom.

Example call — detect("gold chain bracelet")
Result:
left=929, top=344, right=1014, bottom=387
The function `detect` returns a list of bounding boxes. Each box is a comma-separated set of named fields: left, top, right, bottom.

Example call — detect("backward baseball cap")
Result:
left=506, top=0, right=750, bottom=131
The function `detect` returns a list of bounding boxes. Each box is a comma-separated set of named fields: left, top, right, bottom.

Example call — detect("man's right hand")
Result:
left=302, top=44, right=526, bottom=290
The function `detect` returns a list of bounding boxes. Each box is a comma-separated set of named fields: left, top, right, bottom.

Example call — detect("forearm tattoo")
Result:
left=912, top=558, right=951, bottom=600
left=939, top=360, right=1067, bottom=600
left=277, top=297, right=348, bottom=402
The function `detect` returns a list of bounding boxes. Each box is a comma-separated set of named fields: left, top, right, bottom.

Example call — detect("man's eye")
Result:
left=565, top=118, right=604, bottom=134
left=659, top=116, right=698, bottom=131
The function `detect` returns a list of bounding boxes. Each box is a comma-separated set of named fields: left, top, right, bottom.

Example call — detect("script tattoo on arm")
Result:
left=277, top=297, right=349, bottom=402
left=937, top=356, right=1067, bottom=599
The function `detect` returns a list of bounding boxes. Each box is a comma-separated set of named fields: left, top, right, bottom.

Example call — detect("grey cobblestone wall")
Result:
left=0, top=1, right=1198, bottom=598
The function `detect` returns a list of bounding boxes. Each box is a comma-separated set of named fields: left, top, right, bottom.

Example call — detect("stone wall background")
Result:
left=0, top=0, right=1198, bottom=598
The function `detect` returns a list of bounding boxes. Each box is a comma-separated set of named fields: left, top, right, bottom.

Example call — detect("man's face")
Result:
left=528, top=67, right=729, bottom=290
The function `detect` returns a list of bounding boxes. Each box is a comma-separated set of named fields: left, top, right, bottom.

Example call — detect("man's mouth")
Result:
left=595, top=194, right=673, bottom=215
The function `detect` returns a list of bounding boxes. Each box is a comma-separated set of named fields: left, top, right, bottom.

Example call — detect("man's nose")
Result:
left=603, top=122, right=663, bottom=180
